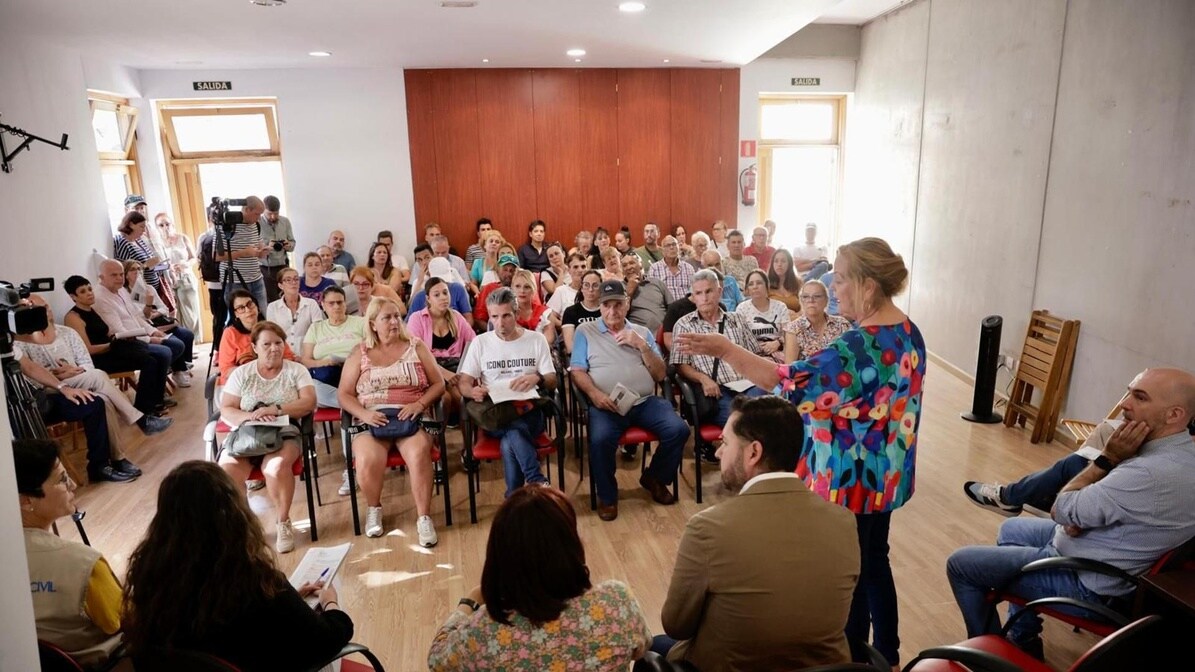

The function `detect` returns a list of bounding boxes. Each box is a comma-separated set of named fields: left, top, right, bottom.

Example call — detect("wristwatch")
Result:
left=458, top=597, right=480, bottom=612
left=275, top=403, right=284, bottom=415
left=1093, top=454, right=1117, bottom=472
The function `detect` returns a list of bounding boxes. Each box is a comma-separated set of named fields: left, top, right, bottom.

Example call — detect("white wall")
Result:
left=846, top=0, right=1195, bottom=421
left=137, top=68, right=417, bottom=267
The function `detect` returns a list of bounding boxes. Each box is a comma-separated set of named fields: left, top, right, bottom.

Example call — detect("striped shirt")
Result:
left=218, top=222, right=264, bottom=283
left=669, top=309, right=761, bottom=386
left=112, top=235, right=161, bottom=288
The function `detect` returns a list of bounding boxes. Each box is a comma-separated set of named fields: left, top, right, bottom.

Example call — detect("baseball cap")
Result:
left=498, top=253, right=519, bottom=267
left=124, top=194, right=146, bottom=208
left=599, top=280, right=628, bottom=303
left=427, top=257, right=456, bottom=283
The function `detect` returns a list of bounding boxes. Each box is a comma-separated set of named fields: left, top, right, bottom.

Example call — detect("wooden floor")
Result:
left=58, top=347, right=1101, bottom=670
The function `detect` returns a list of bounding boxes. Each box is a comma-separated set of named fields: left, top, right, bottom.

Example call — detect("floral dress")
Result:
left=427, top=580, right=652, bottom=672
left=775, top=319, right=926, bottom=514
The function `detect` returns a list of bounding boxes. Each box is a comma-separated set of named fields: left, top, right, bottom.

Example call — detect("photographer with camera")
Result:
left=259, top=195, right=295, bottom=303
left=213, top=196, right=269, bottom=312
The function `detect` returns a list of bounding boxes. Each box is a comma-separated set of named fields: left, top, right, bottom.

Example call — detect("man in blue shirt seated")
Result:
left=946, top=367, right=1195, bottom=658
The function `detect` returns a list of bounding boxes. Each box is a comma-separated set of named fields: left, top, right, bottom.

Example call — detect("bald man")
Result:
left=214, top=195, right=268, bottom=311
left=948, top=368, right=1195, bottom=657
left=328, top=229, right=355, bottom=272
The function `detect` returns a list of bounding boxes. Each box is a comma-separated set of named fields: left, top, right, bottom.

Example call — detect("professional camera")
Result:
left=271, top=240, right=285, bottom=252
left=208, top=196, right=250, bottom=232
left=0, top=278, right=53, bottom=336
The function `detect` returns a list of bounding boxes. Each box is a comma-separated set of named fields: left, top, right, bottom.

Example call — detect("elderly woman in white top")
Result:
left=783, top=279, right=852, bottom=362
left=267, top=267, right=325, bottom=355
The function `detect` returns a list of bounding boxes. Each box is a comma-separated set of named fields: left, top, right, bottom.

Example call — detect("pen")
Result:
left=317, top=567, right=330, bottom=582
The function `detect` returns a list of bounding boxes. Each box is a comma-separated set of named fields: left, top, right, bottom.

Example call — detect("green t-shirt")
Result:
left=302, top=315, right=369, bottom=361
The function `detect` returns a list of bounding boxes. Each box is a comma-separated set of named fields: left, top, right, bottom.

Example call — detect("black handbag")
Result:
left=369, top=407, right=421, bottom=440
left=467, top=396, right=553, bottom=432
left=690, top=317, right=726, bottom=421
left=435, top=356, right=461, bottom=373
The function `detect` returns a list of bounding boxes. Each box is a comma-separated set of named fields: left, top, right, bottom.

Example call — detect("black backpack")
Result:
left=197, top=231, right=221, bottom=282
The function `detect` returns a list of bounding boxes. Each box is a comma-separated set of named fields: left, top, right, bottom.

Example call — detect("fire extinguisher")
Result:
left=739, top=164, right=757, bottom=206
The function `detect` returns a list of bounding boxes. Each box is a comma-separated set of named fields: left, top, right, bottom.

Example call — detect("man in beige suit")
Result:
left=656, top=395, right=861, bottom=671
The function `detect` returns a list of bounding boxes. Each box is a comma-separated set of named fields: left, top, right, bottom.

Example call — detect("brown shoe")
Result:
left=640, top=472, right=676, bottom=505
left=598, top=501, right=618, bottom=521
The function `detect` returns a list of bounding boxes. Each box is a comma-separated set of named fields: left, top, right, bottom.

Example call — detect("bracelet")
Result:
left=323, top=601, right=339, bottom=611
left=457, top=597, right=480, bottom=612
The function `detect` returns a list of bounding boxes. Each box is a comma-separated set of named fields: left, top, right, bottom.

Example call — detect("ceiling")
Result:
left=814, top=0, right=915, bottom=24
left=3, top=0, right=882, bottom=71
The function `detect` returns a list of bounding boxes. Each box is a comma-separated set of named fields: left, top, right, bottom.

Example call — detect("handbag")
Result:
left=467, top=395, right=553, bottom=432
left=690, top=317, right=725, bottom=421
left=369, top=407, right=421, bottom=440
left=222, top=424, right=284, bottom=458
left=435, top=356, right=460, bottom=373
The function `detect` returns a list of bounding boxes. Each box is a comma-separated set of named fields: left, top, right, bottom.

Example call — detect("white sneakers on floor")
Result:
left=276, top=519, right=295, bottom=554
left=365, top=506, right=384, bottom=538
left=417, top=515, right=438, bottom=548
left=338, top=470, right=358, bottom=497
left=172, top=370, right=192, bottom=387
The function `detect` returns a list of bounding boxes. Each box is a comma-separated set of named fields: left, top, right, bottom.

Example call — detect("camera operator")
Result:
left=259, top=195, right=295, bottom=303
left=213, top=195, right=269, bottom=312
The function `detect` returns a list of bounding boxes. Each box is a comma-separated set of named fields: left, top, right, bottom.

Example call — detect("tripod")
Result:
left=2, top=330, right=91, bottom=545
left=206, top=222, right=254, bottom=379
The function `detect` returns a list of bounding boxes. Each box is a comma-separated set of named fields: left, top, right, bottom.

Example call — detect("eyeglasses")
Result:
left=233, top=303, right=256, bottom=313
left=799, top=294, right=826, bottom=301
left=351, top=282, right=373, bottom=289
left=581, top=283, right=602, bottom=290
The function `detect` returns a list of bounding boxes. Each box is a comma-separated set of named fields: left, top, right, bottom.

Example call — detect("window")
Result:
left=88, top=91, right=143, bottom=231
left=160, top=104, right=279, bottom=158
left=757, top=95, right=846, bottom=253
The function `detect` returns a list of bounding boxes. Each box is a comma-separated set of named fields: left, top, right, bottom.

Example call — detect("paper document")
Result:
left=609, top=383, right=641, bottom=416
left=724, top=379, right=755, bottom=393
left=289, top=542, right=352, bottom=609
left=488, top=379, right=540, bottom=404
left=245, top=414, right=290, bottom=428
left=114, top=329, right=147, bottom=340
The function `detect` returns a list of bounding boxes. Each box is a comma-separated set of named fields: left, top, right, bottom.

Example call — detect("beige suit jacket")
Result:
left=662, top=475, right=860, bottom=672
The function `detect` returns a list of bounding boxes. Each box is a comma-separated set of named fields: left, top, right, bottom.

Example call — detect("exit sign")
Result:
left=791, top=77, right=821, bottom=86
left=193, top=81, right=232, bottom=91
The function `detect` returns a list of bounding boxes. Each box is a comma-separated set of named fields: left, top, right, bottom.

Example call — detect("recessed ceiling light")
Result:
left=619, top=2, right=646, bottom=12
left=663, top=59, right=670, bottom=63
left=482, top=58, right=490, bottom=63
left=574, top=58, right=582, bottom=63
left=309, top=51, right=332, bottom=57
left=249, top=0, right=286, bottom=6
left=566, top=48, right=586, bottom=57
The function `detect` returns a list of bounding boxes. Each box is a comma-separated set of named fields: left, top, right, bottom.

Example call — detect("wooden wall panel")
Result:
left=669, top=69, right=722, bottom=237
left=717, top=69, right=741, bottom=230
left=403, top=70, right=440, bottom=231
left=475, top=70, right=539, bottom=243
left=617, top=69, right=672, bottom=230
left=532, top=70, right=584, bottom=246
left=430, top=70, right=483, bottom=244
left=577, top=69, right=620, bottom=235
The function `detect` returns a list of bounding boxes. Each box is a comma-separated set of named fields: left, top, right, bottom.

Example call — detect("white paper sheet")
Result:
left=244, top=414, right=290, bottom=428
left=288, top=542, right=352, bottom=609
left=724, top=379, right=755, bottom=393
left=487, top=379, right=541, bottom=404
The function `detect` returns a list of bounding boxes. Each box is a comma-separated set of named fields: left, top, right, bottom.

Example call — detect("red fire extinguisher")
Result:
left=740, top=164, right=757, bottom=206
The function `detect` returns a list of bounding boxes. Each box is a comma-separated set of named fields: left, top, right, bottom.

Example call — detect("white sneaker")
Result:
left=247, top=479, right=266, bottom=492
left=365, top=506, right=384, bottom=538
left=172, top=371, right=192, bottom=388
left=276, top=520, right=295, bottom=554
left=417, top=514, right=438, bottom=548
left=338, top=470, right=358, bottom=496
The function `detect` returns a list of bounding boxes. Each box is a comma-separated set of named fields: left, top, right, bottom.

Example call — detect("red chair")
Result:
left=314, top=406, right=341, bottom=455
left=670, top=367, right=722, bottom=504
left=38, top=640, right=86, bottom=672
left=339, top=403, right=453, bottom=536
left=462, top=396, right=566, bottom=524
left=204, top=413, right=321, bottom=541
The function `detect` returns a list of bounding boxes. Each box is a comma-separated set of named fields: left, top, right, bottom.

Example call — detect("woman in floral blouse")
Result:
left=676, top=237, right=925, bottom=671
left=428, top=486, right=651, bottom=671
left=783, top=278, right=853, bottom=362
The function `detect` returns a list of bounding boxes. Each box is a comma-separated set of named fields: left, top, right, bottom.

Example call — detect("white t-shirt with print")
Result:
left=459, top=329, right=555, bottom=388
left=223, top=360, right=314, bottom=412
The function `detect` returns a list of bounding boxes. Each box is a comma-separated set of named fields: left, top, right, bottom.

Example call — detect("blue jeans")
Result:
left=711, top=385, right=768, bottom=428
left=947, top=517, right=1104, bottom=644
left=650, top=634, right=678, bottom=656
left=45, top=396, right=112, bottom=473
left=803, top=260, right=831, bottom=282
left=223, top=277, right=268, bottom=316
left=588, top=396, right=689, bottom=504
left=484, top=410, right=548, bottom=497
left=1002, top=454, right=1088, bottom=511
left=161, top=326, right=195, bottom=371
left=847, top=512, right=900, bottom=666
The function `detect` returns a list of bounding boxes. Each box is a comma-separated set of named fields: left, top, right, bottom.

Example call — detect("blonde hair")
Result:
left=836, top=237, right=908, bottom=299
left=511, top=268, right=537, bottom=293
left=363, top=296, right=410, bottom=348
left=349, top=266, right=376, bottom=285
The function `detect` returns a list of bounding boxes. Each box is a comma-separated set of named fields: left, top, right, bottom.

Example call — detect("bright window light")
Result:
left=172, top=114, right=272, bottom=153
left=761, top=102, right=835, bottom=142
left=91, top=109, right=123, bottom=153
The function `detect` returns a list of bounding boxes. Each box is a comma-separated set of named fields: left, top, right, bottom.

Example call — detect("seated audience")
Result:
left=122, top=260, right=169, bottom=322
left=599, top=246, right=623, bottom=281
left=318, top=245, right=350, bottom=287
left=672, top=270, right=767, bottom=429
left=217, top=322, right=318, bottom=553
left=123, top=461, right=351, bottom=670
left=469, top=231, right=506, bottom=287
left=700, top=250, right=744, bottom=311
left=710, top=220, right=730, bottom=257
left=17, top=295, right=170, bottom=436
left=92, top=259, right=194, bottom=388
left=408, top=258, right=472, bottom=316
left=621, top=253, right=671, bottom=334
left=458, top=288, right=557, bottom=497
left=428, top=486, right=651, bottom=671
left=430, top=232, right=472, bottom=292
left=767, top=248, right=802, bottom=313
left=571, top=280, right=687, bottom=521
left=16, top=439, right=127, bottom=666
left=375, top=229, right=411, bottom=283
left=783, top=279, right=851, bottom=362
left=735, top=270, right=788, bottom=362
left=473, top=254, right=519, bottom=332
left=63, top=274, right=171, bottom=418
left=298, top=252, right=336, bottom=306
left=671, top=223, right=694, bottom=262
left=721, top=230, right=759, bottom=287
left=794, top=222, right=831, bottom=280
left=589, top=227, right=612, bottom=270
left=219, top=289, right=297, bottom=385
left=820, top=270, right=840, bottom=314
left=763, top=219, right=777, bottom=246
left=946, top=368, right=1195, bottom=657
left=539, top=242, right=568, bottom=298
left=328, top=229, right=356, bottom=271
left=517, top=219, right=549, bottom=272
left=685, top=231, right=710, bottom=271
left=300, top=286, right=368, bottom=409
left=655, top=396, right=860, bottom=671
left=614, top=227, right=633, bottom=256
left=511, top=269, right=555, bottom=344
left=337, top=297, right=445, bottom=543
left=546, top=252, right=587, bottom=322
left=647, top=235, right=693, bottom=304
left=635, top=222, right=663, bottom=268
left=266, top=267, right=324, bottom=355
left=423, top=222, right=461, bottom=258
left=366, top=241, right=404, bottom=295
left=350, top=267, right=405, bottom=317
left=745, top=225, right=775, bottom=269
left=569, top=228, right=593, bottom=260
left=411, top=243, right=435, bottom=296
left=463, top=217, right=492, bottom=269
left=560, top=269, right=603, bottom=354
left=407, top=277, right=476, bottom=424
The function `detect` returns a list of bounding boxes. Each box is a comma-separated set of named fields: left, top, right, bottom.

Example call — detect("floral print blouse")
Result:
left=427, top=580, right=652, bottom=672
left=783, top=313, right=853, bottom=359
left=775, top=320, right=926, bottom=514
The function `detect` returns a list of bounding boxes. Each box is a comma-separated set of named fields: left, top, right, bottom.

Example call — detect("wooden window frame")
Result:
left=88, top=91, right=144, bottom=225
left=757, top=95, right=847, bottom=230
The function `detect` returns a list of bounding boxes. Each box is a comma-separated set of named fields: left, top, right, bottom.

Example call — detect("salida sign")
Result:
left=193, top=81, right=232, bottom=91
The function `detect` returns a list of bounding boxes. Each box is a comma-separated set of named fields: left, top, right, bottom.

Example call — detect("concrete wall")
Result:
left=847, top=0, right=1195, bottom=420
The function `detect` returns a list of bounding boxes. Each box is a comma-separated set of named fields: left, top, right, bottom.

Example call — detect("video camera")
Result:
left=208, top=197, right=249, bottom=233
left=1, top=278, right=53, bottom=336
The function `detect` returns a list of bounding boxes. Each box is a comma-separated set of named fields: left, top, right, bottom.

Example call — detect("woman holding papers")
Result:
left=218, top=321, right=317, bottom=554
left=338, top=296, right=445, bottom=545
left=124, top=461, right=353, bottom=671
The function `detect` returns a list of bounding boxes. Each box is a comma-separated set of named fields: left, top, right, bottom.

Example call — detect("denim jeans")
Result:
left=1002, top=454, right=1089, bottom=511
left=947, top=517, right=1104, bottom=644
left=710, top=385, right=768, bottom=428
left=803, top=260, right=831, bottom=282
left=588, top=396, right=689, bottom=504
left=484, top=409, right=547, bottom=497
left=223, top=277, right=268, bottom=315
left=45, top=396, right=112, bottom=473
left=846, top=511, right=901, bottom=666
left=161, top=326, right=195, bottom=371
